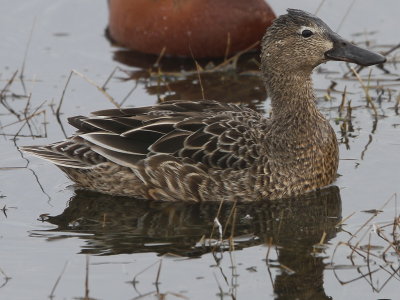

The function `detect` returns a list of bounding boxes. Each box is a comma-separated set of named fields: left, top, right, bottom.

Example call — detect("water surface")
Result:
left=0, top=0, right=399, bottom=299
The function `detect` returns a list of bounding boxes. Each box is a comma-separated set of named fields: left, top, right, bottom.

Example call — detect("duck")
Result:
left=21, top=9, right=386, bottom=202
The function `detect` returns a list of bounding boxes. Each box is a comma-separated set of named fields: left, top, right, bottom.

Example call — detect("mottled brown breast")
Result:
left=258, top=118, right=338, bottom=199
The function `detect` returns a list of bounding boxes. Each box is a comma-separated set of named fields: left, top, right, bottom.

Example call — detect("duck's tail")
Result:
left=19, top=141, right=106, bottom=169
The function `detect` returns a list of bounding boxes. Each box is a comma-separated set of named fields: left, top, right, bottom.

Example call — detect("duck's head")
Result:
left=261, top=9, right=386, bottom=75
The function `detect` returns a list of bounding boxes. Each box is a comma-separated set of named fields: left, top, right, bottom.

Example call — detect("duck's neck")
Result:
left=264, top=69, right=321, bottom=122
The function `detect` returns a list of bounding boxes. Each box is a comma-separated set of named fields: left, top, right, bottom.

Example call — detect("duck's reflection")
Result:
left=41, top=186, right=341, bottom=299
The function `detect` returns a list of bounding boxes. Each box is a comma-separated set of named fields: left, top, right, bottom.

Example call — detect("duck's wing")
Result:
left=22, top=100, right=266, bottom=171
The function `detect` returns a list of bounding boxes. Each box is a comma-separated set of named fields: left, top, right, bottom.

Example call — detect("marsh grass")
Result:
left=127, top=259, right=189, bottom=300
left=0, top=69, right=47, bottom=140
left=49, top=261, right=69, bottom=299
left=330, top=194, right=400, bottom=291
left=0, top=267, right=11, bottom=289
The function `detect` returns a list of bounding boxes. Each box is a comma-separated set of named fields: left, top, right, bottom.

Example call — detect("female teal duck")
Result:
left=21, top=9, right=385, bottom=202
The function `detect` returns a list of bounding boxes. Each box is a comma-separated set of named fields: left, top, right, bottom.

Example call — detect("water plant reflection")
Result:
left=112, top=49, right=267, bottom=110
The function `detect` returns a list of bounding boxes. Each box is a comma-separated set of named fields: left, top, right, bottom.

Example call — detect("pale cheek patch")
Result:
left=322, top=40, right=334, bottom=52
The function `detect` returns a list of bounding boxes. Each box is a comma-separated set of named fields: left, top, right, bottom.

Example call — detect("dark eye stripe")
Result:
left=301, top=29, right=313, bottom=38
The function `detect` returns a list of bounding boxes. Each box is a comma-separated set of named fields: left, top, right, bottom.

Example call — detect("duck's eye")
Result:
left=301, top=29, right=313, bottom=38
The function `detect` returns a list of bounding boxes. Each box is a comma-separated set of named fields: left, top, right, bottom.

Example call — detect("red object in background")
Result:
left=108, top=0, right=276, bottom=58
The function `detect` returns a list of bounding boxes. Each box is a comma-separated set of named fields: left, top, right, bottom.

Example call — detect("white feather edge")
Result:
left=80, top=132, right=148, bottom=155
left=19, top=146, right=94, bottom=169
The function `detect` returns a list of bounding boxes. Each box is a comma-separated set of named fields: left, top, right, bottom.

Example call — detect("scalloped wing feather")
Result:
left=22, top=101, right=267, bottom=176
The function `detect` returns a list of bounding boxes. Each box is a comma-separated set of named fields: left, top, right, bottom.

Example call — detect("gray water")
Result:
left=0, top=0, right=399, bottom=299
